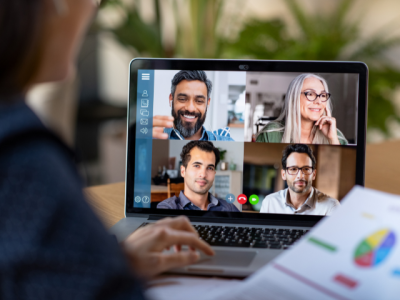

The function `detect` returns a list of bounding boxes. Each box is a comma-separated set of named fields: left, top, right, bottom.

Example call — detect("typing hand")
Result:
left=152, top=115, right=174, bottom=139
left=121, top=216, right=215, bottom=279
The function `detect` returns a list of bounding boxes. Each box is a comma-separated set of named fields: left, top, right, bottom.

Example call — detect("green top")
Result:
left=256, top=122, right=348, bottom=145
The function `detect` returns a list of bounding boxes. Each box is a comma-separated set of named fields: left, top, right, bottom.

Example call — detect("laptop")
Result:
left=110, top=59, right=368, bottom=277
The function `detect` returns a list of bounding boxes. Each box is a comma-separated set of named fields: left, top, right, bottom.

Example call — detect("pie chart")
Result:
left=354, top=228, right=396, bottom=267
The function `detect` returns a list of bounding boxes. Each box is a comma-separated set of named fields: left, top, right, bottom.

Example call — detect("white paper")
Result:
left=213, top=186, right=400, bottom=300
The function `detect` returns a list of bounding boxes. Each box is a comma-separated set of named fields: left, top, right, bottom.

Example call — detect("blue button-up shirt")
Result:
left=157, top=191, right=240, bottom=212
left=163, top=126, right=234, bottom=141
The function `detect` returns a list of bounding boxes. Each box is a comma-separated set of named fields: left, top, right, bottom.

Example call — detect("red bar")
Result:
left=273, top=264, right=352, bottom=300
left=334, top=274, right=358, bottom=289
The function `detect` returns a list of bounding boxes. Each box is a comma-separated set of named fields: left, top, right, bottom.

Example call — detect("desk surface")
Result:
left=85, top=140, right=400, bottom=229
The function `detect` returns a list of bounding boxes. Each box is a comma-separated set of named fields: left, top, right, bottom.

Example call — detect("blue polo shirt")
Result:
left=163, top=126, right=234, bottom=141
left=157, top=191, right=240, bottom=212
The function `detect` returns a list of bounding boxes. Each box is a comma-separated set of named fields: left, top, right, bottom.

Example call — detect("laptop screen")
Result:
left=129, top=62, right=365, bottom=218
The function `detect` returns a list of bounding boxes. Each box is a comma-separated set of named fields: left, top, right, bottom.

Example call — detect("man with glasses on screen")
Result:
left=152, top=70, right=234, bottom=141
left=260, top=144, right=340, bottom=215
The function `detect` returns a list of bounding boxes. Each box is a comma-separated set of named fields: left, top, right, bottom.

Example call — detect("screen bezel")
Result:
left=125, top=58, right=368, bottom=224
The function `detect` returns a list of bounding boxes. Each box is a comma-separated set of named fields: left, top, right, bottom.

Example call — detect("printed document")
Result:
left=215, top=186, right=400, bottom=300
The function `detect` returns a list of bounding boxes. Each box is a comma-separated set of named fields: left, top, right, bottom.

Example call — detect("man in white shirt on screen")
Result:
left=260, top=144, right=340, bottom=215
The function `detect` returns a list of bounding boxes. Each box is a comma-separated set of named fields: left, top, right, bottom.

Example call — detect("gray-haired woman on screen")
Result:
left=256, top=73, right=348, bottom=145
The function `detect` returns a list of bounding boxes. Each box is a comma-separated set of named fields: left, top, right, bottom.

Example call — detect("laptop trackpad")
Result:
left=196, top=249, right=256, bottom=267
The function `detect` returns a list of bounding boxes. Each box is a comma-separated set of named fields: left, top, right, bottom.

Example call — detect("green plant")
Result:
left=221, top=0, right=400, bottom=136
left=99, top=0, right=165, bottom=57
left=218, top=148, right=227, bottom=161
left=99, top=0, right=229, bottom=58
left=99, top=0, right=400, bottom=137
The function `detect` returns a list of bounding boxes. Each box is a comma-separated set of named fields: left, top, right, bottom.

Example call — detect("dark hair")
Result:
left=0, top=1, right=45, bottom=98
left=181, top=141, right=220, bottom=168
left=171, top=70, right=212, bottom=99
left=281, top=144, right=316, bottom=169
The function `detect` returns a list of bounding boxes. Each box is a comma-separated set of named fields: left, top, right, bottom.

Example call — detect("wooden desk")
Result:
left=84, top=183, right=167, bottom=228
left=364, top=140, right=400, bottom=195
left=85, top=140, right=400, bottom=228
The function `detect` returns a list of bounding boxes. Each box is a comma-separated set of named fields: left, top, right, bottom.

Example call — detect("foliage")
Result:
left=99, top=0, right=225, bottom=58
left=99, top=0, right=400, bottom=135
left=221, top=0, right=400, bottom=135
left=174, top=0, right=224, bottom=58
left=99, top=0, right=164, bottom=57
left=218, top=148, right=227, bottom=161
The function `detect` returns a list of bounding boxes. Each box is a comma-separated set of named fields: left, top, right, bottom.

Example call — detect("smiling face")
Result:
left=170, top=80, right=210, bottom=138
left=281, top=152, right=316, bottom=195
left=181, top=147, right=216, bottom=195
left=299, top=77, right=327, bottom=123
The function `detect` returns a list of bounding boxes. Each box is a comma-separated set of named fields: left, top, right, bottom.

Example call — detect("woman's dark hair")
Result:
left=171, top=70, right=212, bottom=100
left=0, top=1, right=45, bottom=97
left=281, top=144, right=316, bottom=169
left=181, top=141, right=220, bottom=168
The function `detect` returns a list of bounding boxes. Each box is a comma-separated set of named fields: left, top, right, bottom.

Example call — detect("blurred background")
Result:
left=27, top=0, right=400, bottom=186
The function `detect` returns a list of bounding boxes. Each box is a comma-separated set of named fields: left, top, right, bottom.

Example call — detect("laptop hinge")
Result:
left=147, top=215, right=318, bottom=227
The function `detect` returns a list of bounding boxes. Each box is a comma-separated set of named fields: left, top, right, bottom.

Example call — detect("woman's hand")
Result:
left=315, top=109, right=340, bottom=144
left=121, top=216, right=215, bottom=279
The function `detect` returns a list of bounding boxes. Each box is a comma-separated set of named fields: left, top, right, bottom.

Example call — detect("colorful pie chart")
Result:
left=354, top=229, right=396, bottom=267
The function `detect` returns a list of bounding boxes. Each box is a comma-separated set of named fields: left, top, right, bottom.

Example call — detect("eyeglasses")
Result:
left=285, top=166, right=314, bottom=175
left=303, top=91, right=331, bottom=102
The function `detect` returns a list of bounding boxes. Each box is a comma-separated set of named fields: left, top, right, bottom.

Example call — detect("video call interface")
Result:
left=132, top=69, right=359, bottom=216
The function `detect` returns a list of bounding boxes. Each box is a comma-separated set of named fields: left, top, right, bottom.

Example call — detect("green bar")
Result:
left=308, top=237, right=337, bottom=252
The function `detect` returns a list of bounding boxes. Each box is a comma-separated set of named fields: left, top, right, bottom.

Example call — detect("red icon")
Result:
left=237, top=194, right=247, bottom=204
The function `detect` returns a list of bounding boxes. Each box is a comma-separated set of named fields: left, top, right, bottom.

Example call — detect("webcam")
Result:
left=239, top=64, right=249, bottom=70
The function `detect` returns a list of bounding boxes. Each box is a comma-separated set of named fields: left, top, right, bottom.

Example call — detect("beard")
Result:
left=287, top=179, right=313, bottom=194
left=171, top=101, right=207, bottom=138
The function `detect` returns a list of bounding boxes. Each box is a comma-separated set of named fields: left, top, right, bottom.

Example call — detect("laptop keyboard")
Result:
left=140, top=223, right=309, bottom=249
